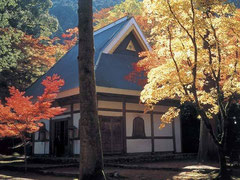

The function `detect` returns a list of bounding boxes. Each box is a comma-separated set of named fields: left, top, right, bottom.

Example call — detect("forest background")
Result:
left=1, top=0, right=240, bottom=176
left=1, top=0, right=240, bottom=100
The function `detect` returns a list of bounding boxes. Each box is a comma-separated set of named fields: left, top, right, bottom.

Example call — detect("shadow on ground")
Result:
left=0, top=158, right=239, bottom=180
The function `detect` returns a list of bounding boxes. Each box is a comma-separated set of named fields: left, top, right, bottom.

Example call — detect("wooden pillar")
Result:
left=151, top=112, right=154, bottom=153
left=122, top=100, right=127, bottom=154
left=172, top=118, right=176, bottom=153
left=50, top=118, right=55, bottom=156
left=31, top=134, right=35, bottom=156
left=68, top=103, right=74, bottom=156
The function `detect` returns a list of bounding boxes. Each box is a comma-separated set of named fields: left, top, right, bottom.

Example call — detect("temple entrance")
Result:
left=99, top=116, right=124, bottom=154
left=53, top=120, right=68, bottom=156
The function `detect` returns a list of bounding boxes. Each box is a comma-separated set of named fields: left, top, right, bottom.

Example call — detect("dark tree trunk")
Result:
left=198, top=114, right=230, bottom=179
left=217, top=146, right=230, bottom=180
left=23, top=138, right=27, bottom=173
left=78, top=1, right=105, bottom=180
left=198, top=119, right=218, bottom=162
left=198, top=119, right=209, bottom=162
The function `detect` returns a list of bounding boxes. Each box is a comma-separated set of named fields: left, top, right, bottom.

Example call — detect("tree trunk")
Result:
left=23, top=139, right=27, bottom=173
left=198, top=119, right=209, bottom=162
left=198, top=115, right=230, bottom=179
left=198, top=119, right=218, bottom=162
left=78, top=1, right=105, bottom=180
left=217, top=146, right=230, bottom=180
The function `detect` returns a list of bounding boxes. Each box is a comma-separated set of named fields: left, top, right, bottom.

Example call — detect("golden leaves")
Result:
left=140, top=0, right=240, bottom=126
left=159, top=107, right=180, bottom=129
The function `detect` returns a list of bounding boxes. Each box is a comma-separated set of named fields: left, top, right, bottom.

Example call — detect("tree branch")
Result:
left=166, top=0, right=193, bottom=41
left=189, top=0, right=220, bottom=146
left=167, top=27, right=191, bottom=99
left=207, top=13, right=227, bottom=143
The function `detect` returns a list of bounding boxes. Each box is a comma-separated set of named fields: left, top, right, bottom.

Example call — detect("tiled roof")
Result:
left=26, top=17, right=143, bottom=97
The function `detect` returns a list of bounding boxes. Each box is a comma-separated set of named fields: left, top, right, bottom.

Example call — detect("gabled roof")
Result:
left=96, top=53, right=142, bottom=91
left=102, top=17, right=151, bottom=54
left=94, top=16, right=131, bottom=64
left=26, top=17, right=150, bottom=97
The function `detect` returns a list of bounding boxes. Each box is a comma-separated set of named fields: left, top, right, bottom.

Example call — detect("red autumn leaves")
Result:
left=0, top=75, right=65, bottom=138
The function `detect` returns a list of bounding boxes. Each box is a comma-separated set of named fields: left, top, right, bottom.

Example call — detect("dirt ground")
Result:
left=0, top=169, right=210, bottom=180
left=0, top=170, right=73, bottom=180
left=0, top=167, right=239, bottom=180
left=0, top=160, right=239, bottom=180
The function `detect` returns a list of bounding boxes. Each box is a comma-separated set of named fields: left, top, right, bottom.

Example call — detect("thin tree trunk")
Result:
left=23, top=139, right=27, bottom=173
left=198, top=119, right=209, bottom=162
left=198, top=114, right=230, bottom=179
left=78, top=0, right=105, bottom=180
left=217, top=146, right=230, bottom=180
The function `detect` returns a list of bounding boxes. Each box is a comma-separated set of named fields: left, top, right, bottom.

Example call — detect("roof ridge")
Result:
left=94, top=16, right=129, bottom=36
left=94, top=17, right=132, bottom=71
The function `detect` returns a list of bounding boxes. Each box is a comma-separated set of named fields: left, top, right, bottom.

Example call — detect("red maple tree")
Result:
left=0, top=74, right=65, bottom=171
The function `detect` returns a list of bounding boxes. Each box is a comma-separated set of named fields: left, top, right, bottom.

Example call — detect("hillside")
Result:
left=50, top=0, right=240, bottom=38
left=50, top=0, right=123, bottom=36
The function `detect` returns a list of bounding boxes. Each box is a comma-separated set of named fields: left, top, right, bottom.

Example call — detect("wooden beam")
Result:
left=126, top=136, right=173, bottom=139
left=55, top=92, right=180, bottom=108
left=172, top=119, right=176, bottom=153
left=68, top=103, right=74, bottom=156
left=31, top=134, right=35, bottom=156
left=49, top=119, right=54, bottom=156
left=151, top=112, right=154, bottom=153
left=122, top=100, right=127, bottom=154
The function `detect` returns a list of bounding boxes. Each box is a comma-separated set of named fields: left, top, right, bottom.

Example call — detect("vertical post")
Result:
left=68, top=103, right=74, bottom=156
left=172, top=119, right=176, bottom=153
left=122, top=100, right=127, bottom=154
left=50, top=118, right=54, bottom=156
left=151, top=112, right=154, bottom=153
left=31, top=134, right=35, bottom=156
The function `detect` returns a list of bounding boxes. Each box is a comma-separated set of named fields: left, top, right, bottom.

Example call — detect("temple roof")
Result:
left=26, top=16, right=150, bottom=97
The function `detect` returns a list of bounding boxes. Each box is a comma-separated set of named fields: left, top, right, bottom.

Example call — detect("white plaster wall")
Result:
left=35, top=132, right=39, bottom=140
left=73, top=103, right=80, bottom=111
left=127, top=139, right=151, bottom=153
left=126, top=103, right=145, bottom=111
left=174, top=116, right=182, bottom=153
left=152, top=105, right=170, bottom=113
left=98, top=111, right=122, bottom=117
left=126, top=104, right=169, bottom=113
left=73, top=113, right=80, bottom=128
left=126, top=113, right=151, bottom=137
left=98, top=101, right=122, bottom=109
left=73, top=140, right=80, bottom=154
left=154, top=139, right=174, bottom=152
left=34, top=142, right=49, bottom=154
left=153, top=115, right=172, bottom=136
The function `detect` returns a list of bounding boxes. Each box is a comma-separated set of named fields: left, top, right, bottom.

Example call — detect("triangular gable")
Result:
left=102, top=17, right=151, bottom=54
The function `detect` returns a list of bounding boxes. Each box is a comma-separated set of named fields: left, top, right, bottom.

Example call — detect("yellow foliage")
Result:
left=160, top=107, right=180, bottom=129
left=140, top=0, right=240, bottom=127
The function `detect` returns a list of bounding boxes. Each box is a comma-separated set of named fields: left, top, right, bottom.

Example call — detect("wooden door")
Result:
left=54, top=120, right=68, bottom=156
left=99, top=116, right=123, bottom=154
